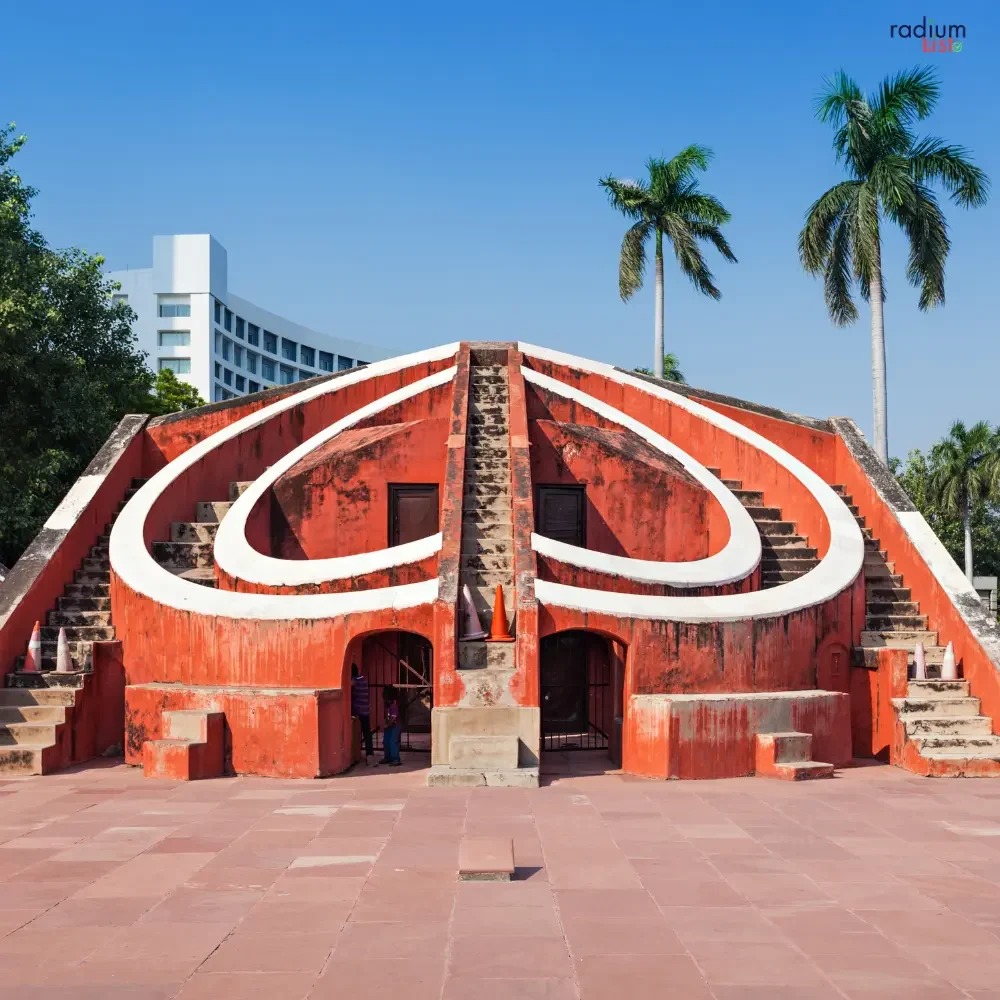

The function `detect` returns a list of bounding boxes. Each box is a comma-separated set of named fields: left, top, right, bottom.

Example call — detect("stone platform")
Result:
left=2, top=755, right=1000, bottom=997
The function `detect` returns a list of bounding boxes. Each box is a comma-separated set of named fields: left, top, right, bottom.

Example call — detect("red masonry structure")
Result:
left=2, top=341, right=1000, bottom=781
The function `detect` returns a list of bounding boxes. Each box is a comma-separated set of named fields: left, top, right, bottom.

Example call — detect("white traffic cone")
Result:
left=913, top=641, right=927, bottom=680
left=941, top=641, right=957, bottom=680
left=24, top=621, right=42, bottom=673
left=461, top=584, right=487, bottom=640
left=56, top=627, right=73, bottom=673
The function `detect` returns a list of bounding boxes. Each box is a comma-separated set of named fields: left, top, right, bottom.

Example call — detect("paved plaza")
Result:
left=3, top=756, right=1000, bottom=998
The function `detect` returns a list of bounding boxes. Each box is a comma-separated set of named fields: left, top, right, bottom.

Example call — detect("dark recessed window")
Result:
left=318, top=351, right=334, bottom=372
left=300, top=345, right=315, bottom=367
left=224, top=308, right=232, bottom=332
left=337, top=355, right=354, bottom=371
left=279, top=365, right=295, bottom=385
left=247, top=323, right=259, bottom=346
left=246, top=351, right=258, bottom=374
left=235, top=317, right=245, bottom=339
left=235, top=375, right=246, bottom=392
left=264, top=331, right=277, bottom=354
left=262, top=358, right=275, bottom=380
left=223, top=367, right=233, bottom=385
left=214, top=300, right=222, bottom=324
left=248, top=380, right=260, bottom=394
left=281, top=338, right=297, bottom=361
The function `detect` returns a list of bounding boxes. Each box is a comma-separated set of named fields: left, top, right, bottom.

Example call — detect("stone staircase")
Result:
left=708, top=469, right=820, bottom=588
left=755, top=731, right=834, bottom=780
left=429, top=354, right=536, bottom=787
left=1, top=477, right=148, bottom=774
left=150, top=480, right=251, bottom=588
left=893, top=679, right=1000, bottom=768
left=833, top=485, right=949, bottom=674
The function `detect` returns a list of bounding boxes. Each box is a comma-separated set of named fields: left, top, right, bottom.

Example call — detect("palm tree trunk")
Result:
left=964, top=495, right=974, bottom=582
left=654, top=229, right=664, bottom=379
left=869, top=249, right=889, bottom=465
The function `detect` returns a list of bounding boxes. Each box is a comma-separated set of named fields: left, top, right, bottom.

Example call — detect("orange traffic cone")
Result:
left=24, top=620, right=42, bottom=673
left=486, top=585, right=513, bottom=642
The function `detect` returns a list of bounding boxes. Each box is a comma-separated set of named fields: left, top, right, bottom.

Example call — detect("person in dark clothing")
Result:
left=350, top=663, right=374, bottom=763
left=382, top=684, right=402, bottom=766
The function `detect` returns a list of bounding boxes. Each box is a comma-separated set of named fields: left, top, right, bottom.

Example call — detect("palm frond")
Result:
left=872, top=66, right=939, bottom=128
left=652, top=145, right=712, bottom=188
left=688, top=221, right=738, bottom=263
left=850, top=180, right=882, bottom=295
left=899, top=183, right=949, bottom=310
left=663, top=216, right=720, bottom=299
left=672, top=189, right=732, bottom=227
left=619, top=220, right=650, bottom=301
left=909, top=137, right=990, bottom=208
left=599, top=176, right=650, bottom=220
left=824, top=213, right=857, bottom=325
left=798, top=181, right=859, bottom=274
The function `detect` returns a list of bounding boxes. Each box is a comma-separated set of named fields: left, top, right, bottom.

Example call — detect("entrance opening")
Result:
left=536, top=485, right=585, bottom=547
left=540, top=630, right=623, bottom=755
left=389, top=484, right=439, bottom=547
left=360, top=631, right=433, bottom=753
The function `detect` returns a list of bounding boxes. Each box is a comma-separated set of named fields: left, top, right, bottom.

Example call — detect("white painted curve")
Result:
left=110, top=344, right=460, bottom=620
left=523, top=368, right=760, bottom=586
left=518, top=342, right=864, bottom=623
left=214, top=368, right=454, bottom=586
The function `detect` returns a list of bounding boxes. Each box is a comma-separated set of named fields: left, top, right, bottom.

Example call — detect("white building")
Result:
left=109, top=235, right=390, bottom=403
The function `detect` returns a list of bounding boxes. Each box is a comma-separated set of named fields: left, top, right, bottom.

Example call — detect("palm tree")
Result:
left=929, top=421, right=1000, bottom=581
left=600, top=147, right=736, bottom=379
left=634, top=352, right=686, bottom=383
left=799, top=67, right=989, bottom=465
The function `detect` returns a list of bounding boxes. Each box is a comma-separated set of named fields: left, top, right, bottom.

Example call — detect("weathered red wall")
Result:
left=528, top=419, right=711, bottom=563
left=271, top=418, right=449, bottom=559
left=850, top=647, right=908, bottom=761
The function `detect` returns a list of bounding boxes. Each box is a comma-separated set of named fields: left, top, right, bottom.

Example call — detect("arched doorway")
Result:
left=359, top=631, right=433, bottom=753
left=540, top=630, right=625, bottom=762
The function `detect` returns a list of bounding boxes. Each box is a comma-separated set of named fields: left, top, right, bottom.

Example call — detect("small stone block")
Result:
left=459, top=837, right=514, bottom=881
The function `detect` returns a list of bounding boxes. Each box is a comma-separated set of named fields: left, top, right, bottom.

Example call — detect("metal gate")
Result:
left=540, top=630, right=610, bottom=751
left=361, top=632, right=433, bottom=753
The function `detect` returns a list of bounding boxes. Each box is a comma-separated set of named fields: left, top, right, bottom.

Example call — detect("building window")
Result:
left=235, top=317, right=245, bottom=339
left=248, top=380, right=260, bottom=394
left=158, top=303, right=191, bottom=318
left=264, top=331, right=277, bottom=354
left=298, top=370, right=312, bottom=382
left=279, top=364, right=295, bottom=385
left=300, top=345, right=315, bottom=368
left=234, top=345, right=243, bottom=368
left=214, top=300, right=222, bottom=324
left=262, top=359, right=275, bottom=381
left=223, top=368, right=233, bottom=385
left=281, top=338, right=297, bottom=361
left=213, top=384, right=222, bottom=402
left=222, top=338, right=231, bottom=361
left=214, top=362, right=221, bottom=379
left=224, top=308, right=232, bottom=332
left=158, top=331, right=191, bottom=347
left=112, top=293, right=128, bottom=306
left=357, top=360, right=370, bottom=367
left=223, top=389, right=234, bottom=400
left=337, top=355, right=354, bottom=371
left=246, top=351, right=258, bottom=374
left=247, top=323, right=259, bottom=346
left=235, top=375, right=246, bottom=392
left=214, top=330, right=222, bottom=354
left=158, top=357, right=191, bottom=374
left=318, top=351, right=334, bottom=372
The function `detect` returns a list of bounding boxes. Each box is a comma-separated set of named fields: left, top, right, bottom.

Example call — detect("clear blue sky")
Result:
left=6, top=0, right=998, bottom=458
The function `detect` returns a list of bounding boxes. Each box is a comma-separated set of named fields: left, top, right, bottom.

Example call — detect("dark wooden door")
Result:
left=536, top=486, right=585, bottom=546
left=540, top=630, right=611, bottom=751
left=389, top=485, right=439, bottom=546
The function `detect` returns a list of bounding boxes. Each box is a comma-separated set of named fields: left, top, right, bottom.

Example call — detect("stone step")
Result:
left=229, top=481, right=253, bottom=501
left=80, top=557, right=110, bottom=574
left=56, top=595, right=110, bottom=613
left=864, top=574, right=906, bottom=589
left=196, top=501, right=233, bottom=523
left=866, top=614, right=928, bottom=631
left=762, top=570, right=811, bottom=585
left=908, top=679, right=970, bottom=699
left=0, top=745, right=60, bottom=776
left=152, top=541, right=214, bottom=569
left=761, top=556, right=819, bottom=571
left=756, top=521, right=797, bottom=537
left=0, top=722, right=58, bottom=747
left=867, top=586, right=912, bottom=602
left=169, top=567, right=218, bottom=588
left=865, top=555, right=896, bottom=574
left=64, top=583, right=110, bottom=599
left=920, top=749, right=1000, bottom=762
left=469, top=389, right=510, bottom=402
left=463, top=570, right=512, bottom=588
left=0, top=705, right=68, bottom=724
left=467, top=425, right=507, bottom=440
left=0, top=688, right=77, bottom=707
left=744, top=506, right=783, bottom=521
left=462, top=522, right=513, bottom=542
left=903, top=715, right=993, bottom=737
left=895, top=697, right=981, bottom=718
left=913, top=735, right=1000, bottom=752
left=469, top=400, right=509, bottom=414
left=732, top=489, right=765, bottom=505
left=39, top=625, right=114, bottom=642
left=74, top=570, right=110, bottom=586
left=463, top=496, right=511, bottom=514
left=470, top=374, right=506, bottom=385
left=464, top=507, right=511, bottom=525
left=458, top=641, right=515, bottom=670
left=471, top=585, right=515, bottom=622
left=776, top=760, right=835, bottom=779
left=461, top=554, right=515, bottom=574
left=861, top=630, right=939, bottom=647
left=461, top=538, right=512, bottom=556
left=468, top=413, right=509, bottom=428
left=463, top=470, right=508, bottom=484
left=867, top=601, right=920, bottom=616
left=90, top=544, right=109, bottom=559
left=48, top=609, right=111, bottom=627
left=761, top=535, right=809, bottom=549
left=171, top=521, right=219, bottom=543
left=450, top=735, right=518, bottom=770
left=465, top=457, right=509, bottom=473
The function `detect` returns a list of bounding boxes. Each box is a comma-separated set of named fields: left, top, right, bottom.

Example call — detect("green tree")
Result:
left=600, top=147, right=736, bottom=380
left=799, top=67, right=990, bottom=466
left=0, top=123, right=158, bottom=567
left=633, top=352, right=686, bottom=383
left=929, top=421, right=1000, bottom=581
left=148, top=368, right=205, bottom=415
